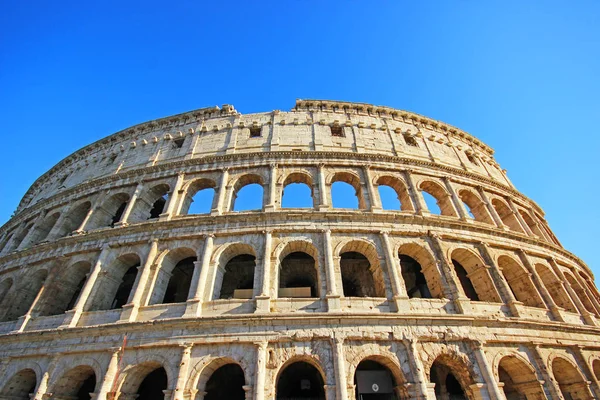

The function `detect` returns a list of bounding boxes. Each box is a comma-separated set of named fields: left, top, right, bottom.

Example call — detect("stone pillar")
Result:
left=323, top=229, right=340, bottom=311
left=76, top=192, right=108, bottom=233
left=45, top=203, right=76, bottom=240
left=62, top=245, right=112, bottom=327
left=264, top=164, right=278, bottom=212
left=324, top=384, right=337, bottom=400
left=318, top=164, right=329, bottom=210
left=212, top=168, right=229, bottom=215
left=507, top=198, right=534, bottom=236
left=159, top=172, right=185, bottom=221
left=380, top=231, right=409, bottom=312
left=363, top=165, right=382, bottom=212
left=115, top=183, right=144, bottom=226
left=402, top=338, right=431, bottom=400
left=256, top=231, right=272, bottom=312
left=477, top=242, right=521, bottom=317
left=529, top=345, right=564, bottom=400
left=120, top=239, right=159, bottom=322
left=16, top=209, right=48, bottom=250
left=95, top=348, right=121, bottom=400
left=571, top=272, right=600, bottom=316
left=477, top=187, right=506, bottom=230
left=254, top=341, right=268, bottom=400
left=32, top=357, right=59, bottom=400
left=171, top=344, right=193, bottom=400
left=443, top=177, right=469, bottom=221
left=571, top=346, right=600, bottom=399
left=332, top=337, right=349, bottom=400
left=471, top=340, right=506, bottom=400
left=186, top=234, right=214, bottom=317
left=403, top=170, right=427, bottom=215
left=548, top=258, right=596, bottom=326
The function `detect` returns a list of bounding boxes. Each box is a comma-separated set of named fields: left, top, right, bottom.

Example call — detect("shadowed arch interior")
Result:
left=497, top=256, right=545, bottom=308
left=398, top=243, right=444, bottom=299
left=148, top=247, right=197, bottom=305
left=86, top=192, right=130, bottom=229
left=87, top=253, right=141, bottom=311
left=451, top=249, right=502, bottom=303
left=129, top=184, right=170, bottom=222
left=276, top=361, right=325, bottom=400
left=51, top=365, right=96, bottom=400
left=0, top=368, right=37, bottom=400
left=212, top=242, right=257, bottom=300
left=497, top=355, right=544, bottom=400
left=353, top=357, right=404, bottom=400
left=534, top=263, right=577, bottom=312
left=37, top=260, right=92, bottom=316
left=3, top=269, right=48, bottom=321
left=491, top=199, right=525, bottom=233
left=57, top=201, right=92, bottom=237
left=458, top=189, right=493, bottom=224
left=551, top=357, right=592, bottom=400
left=279, top=251, right=319, bottom=298
left=204, top=363, right=245, bottom=400
left=25, top=212, right=60, bottom=246
left=429, top=356, right=475, bottom=400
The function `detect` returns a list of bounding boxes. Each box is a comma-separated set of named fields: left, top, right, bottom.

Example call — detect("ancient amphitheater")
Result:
left=0, top=99, right=599, bottom=400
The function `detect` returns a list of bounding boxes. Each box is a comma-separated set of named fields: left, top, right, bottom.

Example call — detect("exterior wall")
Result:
left=0, top=100, right=598, bottom=400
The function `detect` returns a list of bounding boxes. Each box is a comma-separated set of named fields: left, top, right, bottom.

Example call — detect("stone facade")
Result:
left=0, top=99, right=599, bottom=400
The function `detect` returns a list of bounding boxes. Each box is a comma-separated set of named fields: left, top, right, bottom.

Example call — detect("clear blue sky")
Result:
left=1, top=2, right=599, bottom=283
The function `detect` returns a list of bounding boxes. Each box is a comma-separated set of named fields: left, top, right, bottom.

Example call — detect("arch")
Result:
left=353, top=355, right=406, bottom=400
left=10, top=223, right=34, bottom=251
left=3, top=269, right=48, bottom=321
left=429, top=354, right=477, bottom=400
left=26, top=212, right=60, bottom=246
left=213, top=243, right=257, bottom=300
left=535, top=263, right=577, bottom=312
left=419, top=180, right=457, bottom=217
left=117, top=362, right=168, bottom=400
left=88, top=253, right=141, bottom=311
left=57, top=201, right=92, bottom=237
left=282, top=172, right=315, bottom=209
left=179, top=178, right=217, bottom=215
left=399, top=253, right=432, bottom=299
left=330, top=171, right=366, bottom=209
left=497, top=256, right=545, bottom=308
left=129, top=184, right=171, bottom=222
left=564, top=271, right=598, bottom=315
left=551, top=356, right=593, bottom=400
left=149, top=247, right=197, bottom=305
left=491, top=199, right=525, bottom=233
left=276, top=240, right=321, bottom=298
left=276, top=359, right=326, bottom=400
left=49, top=365, right=97, bottom=400
left=376, top=175, right=414, bottom=212
left=496, top=354, right=545, bottom=400
left=0, top=277, right=13, bottom=306
left=398, top=243, right=444, bottom=299
left=458, top=189, right=494, bottom=224
left=0, top=368, right=37, bottom=400
left=518, top=209, right=545, bottom=238
left=86, top=192, right=130, bottom=229
left=37, top=260, right=92, bottom=316
left=203, top=363, right=246, bottom=400
left=338, top=240, right=386, bottom=298
left=451, top=248, right=501, bottom=303
left=232, top=174, right=264, bottom=212
left=592, top=359, right=600, bottom=382
left=578, top=271, right=600, bottom=304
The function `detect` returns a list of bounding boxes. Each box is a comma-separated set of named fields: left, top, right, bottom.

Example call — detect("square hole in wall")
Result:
left=250, top=127, right=262, bottom=137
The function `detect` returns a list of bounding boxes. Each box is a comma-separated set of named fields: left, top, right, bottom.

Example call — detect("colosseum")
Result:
left=0, top=99, right=599, bottom=400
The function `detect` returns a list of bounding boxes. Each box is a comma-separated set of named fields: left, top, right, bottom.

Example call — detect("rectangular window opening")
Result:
left=172, top=137, right=185, bottom=149
left=331, top=125, right=344, bottom=137
left=404, top=134, right=419, bottom=147
left=466, top=152, right=479, bottom=166
left=250, top=127, right=262, bottom=138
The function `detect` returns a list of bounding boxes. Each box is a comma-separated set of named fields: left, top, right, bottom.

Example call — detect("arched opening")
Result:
left=0, top=232, right=14, bottom=253
left=497, top=256, right=545, bottom=308
left=592, top=359, right=600, bottom=382
left=565, top=272, right=598, bottom=315
left=129, top=184, right=170, bottom=222
left=340, top=251, right=385, bottom=298
left=535, top=264, right=577, bottom=312
left=458, top=190, right=493, bottom=224
left=3, top=269, right=47, bottom=321
left=86, top=253, right=141, bottom=311
left=180, top=179, right=217, bottom=215
left=37, top=261, right=92, bottom=316
left=216, top=254, right=256, bottom=300
left=430, top=359, right=472, bottom=400
left=491, top=199, right=525, bottom=233
left=518, top=210, right=545, bottom=238
left=112, top=266, right=138, bottom=309
left=497, top=355, right=544, bottom=400
left=57, top=201, right=92, bottom=237
left=205, top=363, right=246, bottom=400
left=148, top=247, right=197, bottom=305
left=399, top=255, right=432, bottom=299
left=0, top=368, right=37, bottom=400
left=276, top=361, right=325, bottom=400
left=6, top=223, right=33, bottom=252
left=51, top=365, right=96, bottom=400
left=26, top=212, right=60, bottom=246
left=136, top=367, right=168, bottom=400
left=282, top=172, right=315, bottom=209
left=419, top=181, right=456, bottom=217
left=551, top=357, right=592, bottom=400
left=86, top=193, right=130, bottom=230
left=376, top=176, right=413, bottom=212
left=0, top=278, right=13, bottom=306
left=354, top=359, right=401, bottom=400
left=398, top=243, right=444, bottom=299
left=451, top=249, right=502, bottom=303
left=232, top=174, right=264, bottom=212
left=279, top=252, right=318, bottom=298
left=331, top=172, right=365, bottom=209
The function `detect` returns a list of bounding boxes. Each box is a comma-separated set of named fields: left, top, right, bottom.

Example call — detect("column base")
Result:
left=507, top=300, right=523, bottom=318
left=548, top=305, right=566, bottom=322
left=263, top=205, right=276, bottom=212
left=392, top=295, right=410, bottom=313
left=113, top=221, right=129, bottom=228
left=210, top=208, right=222, bottom=216
left=582, top=311, right=597, bottom=326
left=158, top=213, right=172, bottom=221
left=317, top=205, right=330, bottom=211
left=255, top=295, right=271, bottom=313
left=183, top=298, right=202, bottom=318
left=118, top=303, right=137, bottom=322
left=371, top=206, right=383, bottom=213
left=326, top=294, right=341, bottom=311
left=59, top=309, right=80, bottom=328
left=453, top=297, right=472, bottom=314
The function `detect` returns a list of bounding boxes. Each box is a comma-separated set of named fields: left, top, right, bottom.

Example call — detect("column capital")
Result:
left=380, top=230, right=391, bottom=236
left=254, top=341, right=268, bottom=350
left=148, top=238, right=159, bottom=245
left=322, top=229, right=332, bottom=234
left=204, top=233, right=215, bottom=239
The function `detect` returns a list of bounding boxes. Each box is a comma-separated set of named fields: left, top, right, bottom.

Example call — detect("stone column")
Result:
left=477, top=187, right=506, bottom=230
left=548, top=258, right=596, bottom=326
left=120, top=239, right=159, bottom=322
left=159, top=172, right=185, bottom=221
left=45, top=203, right=76, bottom=240
left=16, top=209, right=48, bottom=250
left=318, top=164, right=329, bottom=210
left=571, top=272, right=600, bottom=316
left=471, top=340, right=506, bottom=400
left=332, top=337, right=349, bottom=400
left=212, top=168, right=229, bottom=215
left=76, top=192, right=108, bottom=233
left=256, top=231, right=272, bottom=312
left=507, top=198, right=534, bottom=236
left=171, top=344, right=193, bottom=400
left=254, top=341, right=268, bottom=400
left=443, top=177, right=469, bottom=221
left=14, top=266, right=59, bottom=332
left=94, top=348, right=121, bottom=400
left=62, top=245, right=112, bottom=327
left=529, top=345, right=564, bottom=400
left=380, top=231, right=409, bottom=312
left=323, top=229, right=340, bottom=311
left=363, top=165, right=382, bottom=212
left=403, top=170, right=427, bottom=215
left=571, top=346, right=600, bottom=399
left=264, top=164, right=278, bottom=212
left=115, top=182, right=144, bottom=226
left=402, top=338, right=430, bottom=400
left=477, top=242, right=521, bottom=317
left=186, top=234, right=214, bottom=317
left=32, top=356, right=59, bottom=400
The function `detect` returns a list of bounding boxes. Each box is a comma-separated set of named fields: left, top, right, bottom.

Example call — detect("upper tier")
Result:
left=15, top=99, right=512, bottom=215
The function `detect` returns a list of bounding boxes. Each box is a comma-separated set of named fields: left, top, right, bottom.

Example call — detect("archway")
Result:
left=458, top=190, right=493, bottom=224
left=497, top=355, right=545, bottom=400
left=137, top=367, right=168, bottom=400
left=282, top=172, right=315, bottom=209
left=26, top=212, right=60, bottom=246
left=419, top=181, right=456, bottom=217
left=375, top=176, right=413, bottom=212
left=51, top=365, right=97, bottom=400
left=451, top=249, right=502, bottom=303
left=279, top=252, right=319, bottom=298
left=497, top=256, right=544, bottom=308
left=216, top=254, right=256, bottom=299
left=86, top=253, right=141, bottom=311
left=354, top=359, right=402, bottom=400
left=180, top=178, right=217, bottom=215
left=57, top=201, right=92, bottom=237
left=276, top=361, right=325, bottom=400
left=162, top=256, right=196, bottom=304
left=592, top=359, right=600, bottom=382
left=331, top=172, right=365, bottom=209
left=340, top=251, right=385, bottom=298
left=232, top=174, right=264, bottom=212
left=3, top=269, right=47, bottom=321
left=86, top=192, right=130, bottom=229
left=430, top=358, right=473, bottom=400
left=399, top=254, right=432, bottom=299
left=37, top=260, right=92, bottom=316
left=491, top=199, right=525, bottom=233
left=551, top=357, right=593, bottom=400
left=148, top=247, right=197, bottom=305
left=205, top=363, right=246, bottom=400
left=129, top=184, right=170, bottom=222
left=0, top=368, right=37, bottom=400
left=535, top=263, right=577, bottom=312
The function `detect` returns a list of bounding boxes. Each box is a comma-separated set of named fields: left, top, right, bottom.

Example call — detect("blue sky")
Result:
left=1, top=1, right=599, bottom=283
